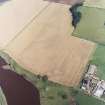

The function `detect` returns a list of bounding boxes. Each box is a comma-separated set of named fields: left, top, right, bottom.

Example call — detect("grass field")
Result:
left=84, top=0, right=105, bottom=9
left=73, top=6, right=105, bottom=45
left=89, top=45, right=105, bottom=80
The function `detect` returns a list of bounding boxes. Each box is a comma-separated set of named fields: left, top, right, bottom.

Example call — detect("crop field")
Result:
left=4, top=3, right=95, bottom=87
left=0, top=0, right=51, bottom=48
left=5, top=35, right=95, bottom=87
left=73, top=6, right=105, bottom=45
left=84, top=0, right=105, bottom=9
left=17, top=36, right=95, bottom=87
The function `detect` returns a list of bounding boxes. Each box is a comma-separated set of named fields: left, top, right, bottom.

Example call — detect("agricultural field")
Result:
left=1, top=51, right=105, bottom=105
left=0, top=52, right=80, bottom=105
left=5, top=34, right=95, bottom=87
left=4, top=3, right=95, bottom=87
left=89, top=45, right=105, bottom=80
left=5, top=35, right=95, bottom=87
left=0, top=0, right=104, bottom=105
left=0, top=52, right=72, bottom=105
left=84, top=0, right=105, bottom=9
left=0, top=0, right=50, bottom=48
left=75, top=91, right=105, bottom=105
left=73, top=6, right=105, bottom=45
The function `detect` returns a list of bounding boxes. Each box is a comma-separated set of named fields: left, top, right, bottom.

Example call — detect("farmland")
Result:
left=89, top=45, right=105, bottom=80
left=0, top=0, right=104, bottom=105
left=0, top=52, right=80, bottom=105
left=2, top=51, right=105, bottom=105
left=4, top=35, right=95, bottom=87
left=73, top=6, right=105, bottom=45
left=75, top=91, right=105, bottom=105
left=84, top=0, right=105, bottom=9
left=4, top=3, right=95, bottom=87
left=0, top=0, right=51, bottom=48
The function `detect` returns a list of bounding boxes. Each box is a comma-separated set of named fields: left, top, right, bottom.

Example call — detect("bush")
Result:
left=61, top=94, right=68, bottom=99
left=37, top=75, right=41, bottom=79
left=70, top=88, right=79, bottom=97
left=48, top=96, right=54, bottom=99
left=42, top=75, right=48, bottom=82
left=72, top=12, right=81, bottom=28
left=57, top=91, right=68, bottom=99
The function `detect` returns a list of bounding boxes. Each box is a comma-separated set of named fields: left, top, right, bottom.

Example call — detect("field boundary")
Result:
left=72, top=31, right=105, bottom=46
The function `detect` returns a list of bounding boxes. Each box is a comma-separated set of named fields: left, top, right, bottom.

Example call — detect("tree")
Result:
left=42, top=75, right=48, bottom=82
left=57, top=91, right=68, bottom=99
left=70, top=3, right=83, bottom=28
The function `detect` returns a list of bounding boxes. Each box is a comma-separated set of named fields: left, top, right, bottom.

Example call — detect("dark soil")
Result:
left=0, top=57, right=40, bottom=105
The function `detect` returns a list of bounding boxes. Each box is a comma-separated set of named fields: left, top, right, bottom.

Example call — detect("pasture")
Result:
left=90, top=45, right=105, bottom=80
left=84, top=0, right=105, bottom=9
left=73, top=6, right=105, bottom=45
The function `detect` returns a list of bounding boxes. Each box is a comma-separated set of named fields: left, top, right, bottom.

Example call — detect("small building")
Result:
left=93, top=80, right=105, bottom=98
left=81, top=65, right=98, bottom=91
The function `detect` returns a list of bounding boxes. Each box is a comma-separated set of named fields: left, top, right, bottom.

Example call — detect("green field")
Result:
left=73, top=6, right=105, bottom=45
left=84, top=0, right=105, bottom=9
left=89, top=45, right=105, bottom=80
left=75, top=91, right=105, bottom=105
left=1, top=51, right=105, bottom=105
